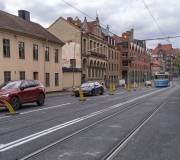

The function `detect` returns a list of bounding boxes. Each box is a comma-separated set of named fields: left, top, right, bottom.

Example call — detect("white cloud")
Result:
left=1, top=0, right=180, bottom=49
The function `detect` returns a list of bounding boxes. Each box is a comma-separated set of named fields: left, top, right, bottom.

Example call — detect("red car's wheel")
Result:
left=37, top=93, right=45, bottom=106
left=10, top=96, right=20, bottom=110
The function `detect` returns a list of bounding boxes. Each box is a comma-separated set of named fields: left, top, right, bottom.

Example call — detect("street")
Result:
left=0, top=78, right=180, bottom=160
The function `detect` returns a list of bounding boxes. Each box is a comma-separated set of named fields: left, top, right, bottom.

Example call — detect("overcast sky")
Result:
left=1, top=0, right=180, bottom=49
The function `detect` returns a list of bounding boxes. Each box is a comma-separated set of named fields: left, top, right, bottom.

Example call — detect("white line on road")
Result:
left=0, top=103, right=71, bottom=120
left=0, top=87, right=169, bottom=152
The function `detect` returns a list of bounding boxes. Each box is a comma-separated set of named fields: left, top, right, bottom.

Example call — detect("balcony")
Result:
left=122, top=66, right=129, bottom=71
left=82, top=52, right=107, bottom=60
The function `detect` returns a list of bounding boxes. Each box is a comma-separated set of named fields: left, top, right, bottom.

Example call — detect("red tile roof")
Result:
left=152, top=43, right=179, bottom=56
left=0, top=10, right=64, bottom=45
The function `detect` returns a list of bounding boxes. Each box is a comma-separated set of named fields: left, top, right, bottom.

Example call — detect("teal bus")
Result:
left=154, top=72, right=170, bottom=87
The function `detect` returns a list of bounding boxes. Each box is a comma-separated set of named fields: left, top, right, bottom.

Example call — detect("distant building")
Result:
left=102, top=25, right=122, bottom=86
left=151, top=43, right=179, bottom=76
left=48, top=16, right=108, bottom=88
left=120, top=29, right=151, bottom=84
left=0, top=10, right=64, bottom=92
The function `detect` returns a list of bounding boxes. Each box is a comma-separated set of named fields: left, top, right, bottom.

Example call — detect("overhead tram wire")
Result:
left=61, top=0, right=120, bottom=36
left=141, top=0, right=170, bottom=43
left=143, top=35, right=180, bottom=41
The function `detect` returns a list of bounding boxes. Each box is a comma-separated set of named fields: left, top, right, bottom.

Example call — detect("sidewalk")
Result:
left=46, top=90, right=71, bottom=97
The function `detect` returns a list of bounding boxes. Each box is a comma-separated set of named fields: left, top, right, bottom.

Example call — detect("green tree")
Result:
left=173, top=52, right=180, bottom=70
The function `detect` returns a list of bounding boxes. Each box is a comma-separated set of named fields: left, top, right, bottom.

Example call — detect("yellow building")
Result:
left=0, top=10, right=64, bottom=92
left=48, top=16, right=108, bottom=88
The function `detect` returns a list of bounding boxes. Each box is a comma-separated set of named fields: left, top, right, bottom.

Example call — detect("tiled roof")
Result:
left=152, top=43, right=179, bottom=56
left=0, top=10, right=64, bottom=45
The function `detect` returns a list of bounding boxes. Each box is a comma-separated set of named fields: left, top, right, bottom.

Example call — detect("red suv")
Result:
left=0, top=80, right=45, bottom=110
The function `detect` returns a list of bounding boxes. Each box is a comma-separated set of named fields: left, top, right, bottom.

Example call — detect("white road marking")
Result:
left=0, top=87, right=169, bottom=152
left=0, top=103, right=71, bottom=120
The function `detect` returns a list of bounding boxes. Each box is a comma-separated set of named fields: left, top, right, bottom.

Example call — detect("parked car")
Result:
left=144, top=80, right=152, bottom=86
left=0, top=80, right=45, bottom=110
left=74, top=81, right=104, bottom=97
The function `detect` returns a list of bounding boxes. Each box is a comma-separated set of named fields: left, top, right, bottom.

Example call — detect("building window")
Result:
left=45, top=73, right=50, bottom=87
left=3, top=39, right=10, bottom=57
left=70, top=59, right=76, bottom=67
left=55, top=49, right=59, bottom=63
left=4, top=71, right=11, bottom=82
left=19, top=42, right=25, bottom=59
left=55, top=73, right=59, bottom=86
left=19, top=71, right=25, bottom=80
left=33, top=44, right=38, bottom=60
left=33, top=72, right=38, bottom=80
left=122, top=42, right=128, bottom=48
left=45, top=47, right=49, bottom=61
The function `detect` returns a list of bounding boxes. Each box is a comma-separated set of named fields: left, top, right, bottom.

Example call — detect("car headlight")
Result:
left=0, top=94, right=9, bottom=98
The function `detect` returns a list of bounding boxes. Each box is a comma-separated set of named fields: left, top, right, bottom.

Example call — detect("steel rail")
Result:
left=101, top=85, right=176, bottom=160
left=0, top=87, right=157, bottom=138
left=17, top=85, right=175, bottom=160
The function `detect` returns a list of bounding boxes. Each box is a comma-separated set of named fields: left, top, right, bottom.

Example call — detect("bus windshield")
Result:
left=155, top=75, right=169, bottom=79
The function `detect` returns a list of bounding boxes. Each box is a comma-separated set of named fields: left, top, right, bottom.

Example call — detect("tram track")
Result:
left=16, top=85, right=175, bottom=160
left=0, top=87, right=162, bottom=138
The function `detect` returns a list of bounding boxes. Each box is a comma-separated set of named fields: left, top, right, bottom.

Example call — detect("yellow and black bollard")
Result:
left=71, top=86, right=75, bottom=96
left=127, top=84, right=131, bottom=92
left=113, top=84, right=116, bottom=91
left=138, top=83, right=141, bottom=90
left=146, top=83, right=148, bottom=88
left=109, top=84, right=114, bottom=95
left=1, top=100, right=20, bottom=116
left=79, top=88, right=86, bottom=101
left=124, top=84, right=127, bottom=90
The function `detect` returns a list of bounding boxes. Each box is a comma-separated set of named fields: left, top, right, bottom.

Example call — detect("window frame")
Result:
left=55, top=73, right=59, bottom=86
left=45, top=73, right=50, bottom=87
left=3, top=39, right=10, bottom=57
left=19, top=42, right=25, bottom=59
left=19, top=71, right=25, bottom=80
left=4, top=71, right=11, bottom=82
left=33, top=44, right=38, bottom=60
left=55, top=49, right=59, bottom=63
left=45, top=47, right=49, bottom=61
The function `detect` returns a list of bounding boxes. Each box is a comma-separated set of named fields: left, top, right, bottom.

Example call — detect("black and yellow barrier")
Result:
left=109, top=84, right=114, bottom=95
left=71, top=86, right=75, bottom=96
left=138, top=83, right=141, bottom=90
left=124, top=84, right=127, bottom=90
left=127, top=84, right=131, bottom=92
left=0, top=100, right=19, bottom=115
left=113, top=84, right=116, bottom=91
left=79, top=88, right=86, bottom=101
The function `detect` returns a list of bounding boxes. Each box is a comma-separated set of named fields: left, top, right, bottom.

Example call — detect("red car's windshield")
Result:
left=0, top=81, right=21, bottom=90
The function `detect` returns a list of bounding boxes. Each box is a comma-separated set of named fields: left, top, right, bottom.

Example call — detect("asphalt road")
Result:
left=0, top=78, right=180, bottom=160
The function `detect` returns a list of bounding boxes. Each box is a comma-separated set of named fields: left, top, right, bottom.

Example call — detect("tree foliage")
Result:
left=173, top=52, right=180, bottom=70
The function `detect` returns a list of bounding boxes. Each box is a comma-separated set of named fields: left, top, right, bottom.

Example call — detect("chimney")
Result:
left=158, top=43, right=161, bottom=48
left=18, top=10, right=30, bottom=21
left=67, top=17, right=74, bottom=24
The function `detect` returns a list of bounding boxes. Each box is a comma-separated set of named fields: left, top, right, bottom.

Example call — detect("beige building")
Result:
left=0, top=10, right=64, bottom=92
left=48, top=17, right=83, bottom=88
left=48, top=16, right=108, bottom=88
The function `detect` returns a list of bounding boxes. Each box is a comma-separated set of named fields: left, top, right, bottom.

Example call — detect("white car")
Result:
left=145, top=80, right=151, bottom=86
